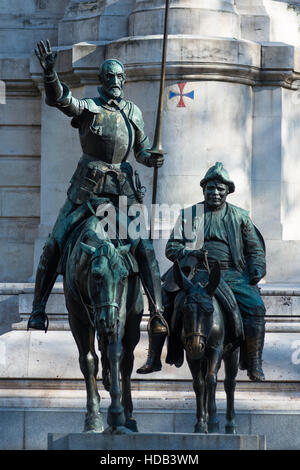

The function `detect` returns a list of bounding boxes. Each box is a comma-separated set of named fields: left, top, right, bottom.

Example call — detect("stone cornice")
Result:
left=2, top=36, right=300, bottom=94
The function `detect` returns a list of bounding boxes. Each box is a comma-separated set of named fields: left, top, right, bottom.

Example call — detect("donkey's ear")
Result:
left=205, top=261, right=221, bottom=297
left=173, top=260, right=194, bottom=291
left=80, top=242, right=97, bottom=255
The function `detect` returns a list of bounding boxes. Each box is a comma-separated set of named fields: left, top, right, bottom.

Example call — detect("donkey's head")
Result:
left=80, top=240, right=131, bottom=336
left=174, top=260, right=221, bottom=360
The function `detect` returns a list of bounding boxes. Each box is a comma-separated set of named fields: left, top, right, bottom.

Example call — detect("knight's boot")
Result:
left=245, top=320, right=265, bottom=382
left=27, top=236, right=60, bottom=332
left=135, top=239, right=168, bottom=333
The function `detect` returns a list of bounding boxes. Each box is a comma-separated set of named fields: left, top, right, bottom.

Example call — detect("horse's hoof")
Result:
left=125, top=418, right=138, bottom=433
left=107, top=407, right=126, bottom=428
left=103, top=426, right=134, bottom=435
left=83, top=412, right=104, bottom=433
left=194, top=423, right=208, bottom=434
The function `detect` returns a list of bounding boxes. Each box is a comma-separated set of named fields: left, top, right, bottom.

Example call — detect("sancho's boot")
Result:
left=136, top=323, right=167, bottom=374
left=27, top=235, right=60, bottom=332
left=134, top=239, right=168, bottom=374
left=244, top=317, right=265, bottom=382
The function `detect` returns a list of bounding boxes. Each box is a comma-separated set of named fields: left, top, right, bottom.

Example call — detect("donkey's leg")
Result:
left=205, top=348, right=223, bottom=433
left=121, top=310, right=143, bottom=432
left=68, top=310, right=104, bottom=433
left=187, top=357, right=207, bottom=433
left=224, top=348, right=239, bottom=434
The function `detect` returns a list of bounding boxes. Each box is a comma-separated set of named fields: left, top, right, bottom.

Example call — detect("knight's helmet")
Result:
left=200, top=162, right=235, bottom=194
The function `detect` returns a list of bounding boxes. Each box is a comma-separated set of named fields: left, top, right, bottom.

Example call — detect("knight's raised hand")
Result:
left=35, top=40, right=57, bottom=73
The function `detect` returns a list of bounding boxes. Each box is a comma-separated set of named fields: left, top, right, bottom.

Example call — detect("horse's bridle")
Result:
left=92, top=301, right=119, bottom=310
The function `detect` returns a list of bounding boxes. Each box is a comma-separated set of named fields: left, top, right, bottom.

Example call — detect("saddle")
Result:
left=162, top=260, right=244, bottom=368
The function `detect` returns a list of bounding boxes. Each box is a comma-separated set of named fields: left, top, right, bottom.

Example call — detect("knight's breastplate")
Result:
left=79, top=107, right=134, bottom=164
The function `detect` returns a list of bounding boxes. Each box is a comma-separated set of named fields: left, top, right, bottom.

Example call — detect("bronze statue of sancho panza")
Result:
left=138, top=162, right=266, bottom=382
left=28, top=39, right=168, bottom=336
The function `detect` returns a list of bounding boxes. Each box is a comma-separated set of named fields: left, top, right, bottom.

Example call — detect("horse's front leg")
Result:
left=187, top=357, right=207, bottom=433
left=205, top=347, right=223, bottom=433
left=68, top=311, right=104, bottom=433
left=223, top=347, right=239, bottom=434
left=106, top=336, right=126, bottom=430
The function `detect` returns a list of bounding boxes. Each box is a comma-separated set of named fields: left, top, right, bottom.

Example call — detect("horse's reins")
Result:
left=77, top=249, right=121, bottom=330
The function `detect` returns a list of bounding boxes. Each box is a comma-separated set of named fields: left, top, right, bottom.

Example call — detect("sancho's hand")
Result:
left=249, top=268, right=263, bottom=285
left=186, top=249, right=207, bottom=261
left=35, top=40, right=57, bottom=73
left=143, top=151, right=164, bottom=168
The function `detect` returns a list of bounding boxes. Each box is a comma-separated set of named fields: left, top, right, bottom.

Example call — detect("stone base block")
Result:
left=48, top=432, right=265, bottom=451
left=1, top=403, right=300, bottom=450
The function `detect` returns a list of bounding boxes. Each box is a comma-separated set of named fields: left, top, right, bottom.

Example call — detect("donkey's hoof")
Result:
left=208, top=419, right=219, bottom=434
left=194, top=423, right=208, bottom=434
left=103, top=425, right=134, bottom=435
left=225, top=425, right=237, bottom=435
left=83, top=412, right=104, bottom=433
left=125, top=418, right=138, bottom=433
left=225, top=421, right=237, bottom=435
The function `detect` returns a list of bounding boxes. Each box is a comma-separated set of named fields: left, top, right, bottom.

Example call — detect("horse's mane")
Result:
left=80, top=217, right=126, bottom=269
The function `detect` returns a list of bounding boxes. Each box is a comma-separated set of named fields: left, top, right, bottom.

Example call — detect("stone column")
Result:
left=130, top=0, right=239, bottom=38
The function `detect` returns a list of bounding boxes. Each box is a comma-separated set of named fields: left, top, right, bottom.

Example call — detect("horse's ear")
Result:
left=118, top=244, right=131, bottom=255
left=205, top=262, right=221, bottom=297
left=173, top=260, right=194, bottom=291
left=80, top=242, right=97, bottom=255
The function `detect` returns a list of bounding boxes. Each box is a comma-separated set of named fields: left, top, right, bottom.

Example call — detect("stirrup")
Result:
left=27, top=310, right=49, bottom=333
left=148, top=312, right=169, bottom=336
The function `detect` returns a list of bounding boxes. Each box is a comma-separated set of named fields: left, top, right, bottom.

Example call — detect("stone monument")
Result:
left=1, top=0, right=300, bottom=450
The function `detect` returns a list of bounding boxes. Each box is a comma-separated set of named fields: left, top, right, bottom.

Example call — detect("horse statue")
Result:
left=62, top=213, right=143, bottom=433
left=166, top=260, right=240, bottom=434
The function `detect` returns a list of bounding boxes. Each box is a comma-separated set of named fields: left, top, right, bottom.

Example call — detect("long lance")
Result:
left=149, top=0, right=170, bottom=239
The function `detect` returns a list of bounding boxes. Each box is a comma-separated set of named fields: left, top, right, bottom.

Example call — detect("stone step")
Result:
left=1, top=325, right=300, bottom=382
left=0, top=395, right=298, bottom=450
left=0, top=379, right=299, bottom=450
left=48, top=432, right=266, bottom=451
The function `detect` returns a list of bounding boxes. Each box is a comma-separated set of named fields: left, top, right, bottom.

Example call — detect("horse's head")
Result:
left=80, top=240, right=131, bottom=336
left=174, top=260, right=221, bottom=360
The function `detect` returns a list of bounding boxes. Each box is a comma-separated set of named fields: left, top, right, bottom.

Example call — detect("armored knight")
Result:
left=138, top=162, right=266, bottom=382
left=28, top=40, right=168, bottom=337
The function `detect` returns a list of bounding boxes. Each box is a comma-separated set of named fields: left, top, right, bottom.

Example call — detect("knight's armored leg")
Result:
left=27, top=234, right=60, bottom=332
left=134, top=239, right=168, bottom=334
left=243, top=314, right=265, bottom=382
left=134, top=239, right=168, bottom=374
left=28, top=198, right=79, bottom=332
